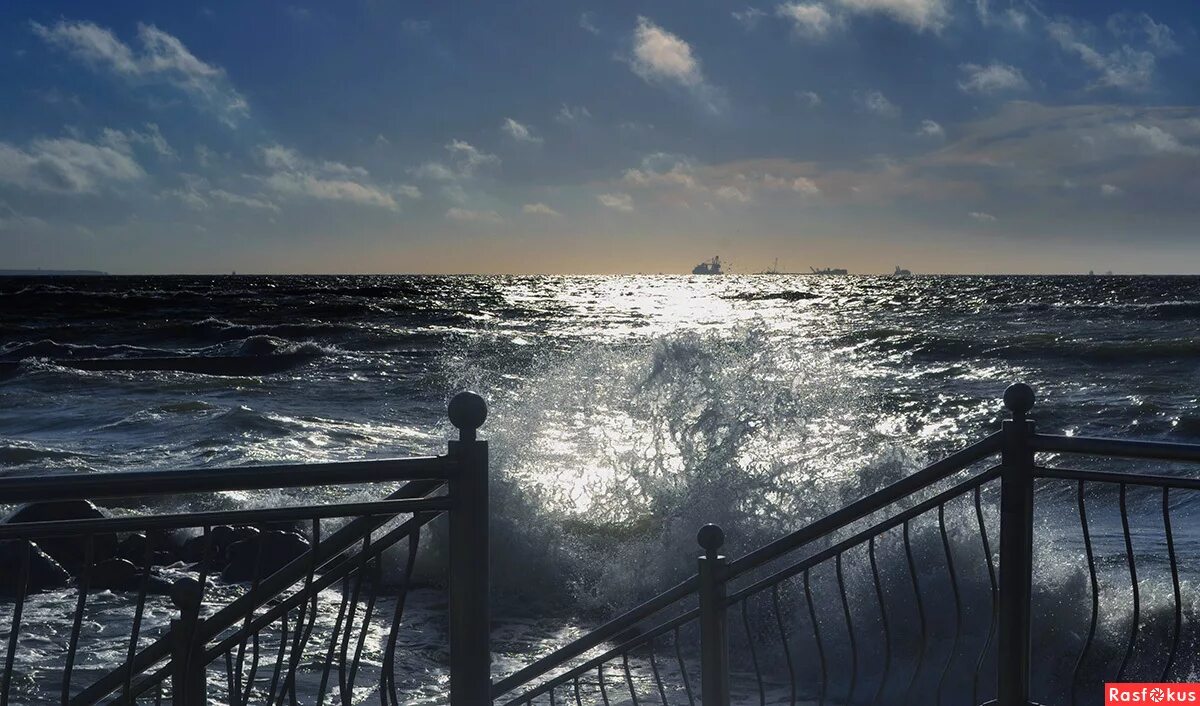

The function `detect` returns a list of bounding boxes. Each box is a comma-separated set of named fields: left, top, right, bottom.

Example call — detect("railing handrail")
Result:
left=492, top=431, right=1005, bottom=699
left=1033, top=432, right=1200, bottom=462
left=0, top=455, right=452, bottom=504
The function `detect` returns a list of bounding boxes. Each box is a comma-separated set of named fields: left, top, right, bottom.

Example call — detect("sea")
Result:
left=2, top=274, right=1200, bottom=705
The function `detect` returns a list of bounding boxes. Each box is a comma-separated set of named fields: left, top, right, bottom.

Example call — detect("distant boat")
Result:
left=692, top=256, right=723, bottom=275
left=893, top=265, right=912, bottom=277
left=809, top=266, right=848, bottom=275
left=756, top=258, right=780, bottom=275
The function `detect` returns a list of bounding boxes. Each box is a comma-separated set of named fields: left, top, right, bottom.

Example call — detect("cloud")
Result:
left=732, top=8, right=768, bottom=29
left=556, top=104, right=592, bottom=124
left=258, top=144, right=402, bottom=209
left=101, top=123, right=176, bottom=159
left=630, top=18, right=703, bottom=87
left=969, top=211, right=997, bottom=222
left=414, top=140, right=500, bottom=181
left=32, top=20, right=249, bottom=126
left=0, top=201, right=48, bottom=232
left=958, top=63, right=1029, bottom=94
left=1106, top=13, right=1178, bottom=55
left=776, top=3, right=839, bottom=38
left=798, top=91, right=822, bottom=108
left=522, top=202, right=561, bottom=216
left=446, top=207, right=503, bottom=223
left=1100, top=183, right=1122, bottom=197
left=621, top=153, right=822, bottom=204
left=832, top=0, right=948, bottom=32
left=917, top=119, right=944, bottom=138
left=210, top=188, right=280, bottom=212
left=859, top=89, right=900, bottom=118
left=597, top=193, right=634, bottom=212
left=1047, top=20, right=1157, bottom=91
left=0, top=133, right=145, bottom=194
left=501, top=118, right=542, bottom=144
left=579, top=12, right=600, bottom=35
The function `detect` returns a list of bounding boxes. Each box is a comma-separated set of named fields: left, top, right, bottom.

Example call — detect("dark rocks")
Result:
left=0, top=540, right=71, bottom=595
left=3, top=500, right=118, bottom=572
left=90, top=558, right=173, bottom=595
left=115, top=531, right=183, bottom=566
left=221, top=530, right=310, bottom=583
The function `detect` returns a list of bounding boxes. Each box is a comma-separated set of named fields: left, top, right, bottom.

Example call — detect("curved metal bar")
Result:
left=772, top=584, right=797, bottom=706
left=572, top=676, right=583, bottom=706
left=835, top=552, right=858, bottom=705
left=672, top=625, right=695, bottom=706
left=63, top=534, right=95, bottom=706
left=1116, top=483, right=1139, bottom=681
left=2, top=541, right=30, bottom=706
left=337, top=534, right=373, bottom=703
left=1035, top=466, right=1200, bottom=491
left=804, top=568, right=827, bottom=706
left=122, top=538, right=155, bottom=704
left=902, top=520, right=927, bottom=706
left=1162, top=486, right=1182, bottom=682
left=266, top=610, right=289, bottom=703
left=382, top=522, right=422, bottom=706
left=741, top=598, right=765, bottom=706
left=972, top=485, right=998, bottom=706
left=868, top=535, right=891, bottom=706
left=1069, top=481, right=1099, bottom=706
left=597, top=664, right=610, bottom=706
left=315, top=570, right=353, bottom=706
left=646, top=635, right=670, bottom=706
left=620, top=652, right=640, bottom=706
left=935, top=503, right=962, bottom=706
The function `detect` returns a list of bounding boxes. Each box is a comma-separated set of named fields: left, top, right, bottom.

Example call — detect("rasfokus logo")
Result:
left=1106, top=683, right=1200, bottom=704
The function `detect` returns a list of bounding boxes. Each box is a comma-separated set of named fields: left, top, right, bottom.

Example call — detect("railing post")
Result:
left=697, top=524, right=730, bottom=706
left=170, top=577, right=206, bottom=706
left=447, top=391, right=491, bottom=706
left=996, top=383, right=1036, bottom=706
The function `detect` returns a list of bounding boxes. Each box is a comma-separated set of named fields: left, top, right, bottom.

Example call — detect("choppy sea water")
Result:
left=3, top=274, right=1200, bottom=704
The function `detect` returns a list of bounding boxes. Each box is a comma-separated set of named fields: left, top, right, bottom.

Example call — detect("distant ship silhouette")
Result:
left=692, top=256, right=723, bottom=275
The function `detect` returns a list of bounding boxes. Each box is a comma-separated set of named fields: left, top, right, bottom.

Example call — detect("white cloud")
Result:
left=446, top=207, right=503, bottom=223
left=798, top=91, right=822, bottom=108
left=1107, top=13, right=1178, bottom=55
left=1116, top=124, right=1197, bottom=155
left=1047, top=21, right=1156, bottom=91
left=958, top=63, right=1029, bottom=94
left=501, top=118, right=542, bottom=144
left=859, top=89, right=900, bottom=118
left=522, top=202, right=561, bottom=216
left=776, top=3, right=839, bottom=38
left=732, top=7, right=768, bottom=29
left=210, top=188, right=280, bottom=212
left=413, top=140, right=500, bottom=182
left=597, top=193, right=634, bottom=212
left=969, top=211, right=997, bottom=222
left=258, top=144, right=400, bottom=209
left=0, top=201, right=48, bottom=232
left=101, top=123, right=176, bottom=159
left=631, top=17, right=704, bottom=87
left=1100, top=183, right=1122, bottom=197
left=0, top=134, right=145, bottom=194
left=556, top=104, right=592, bottom=124
left=762, top=174, right=821, bottom=194
left=917, top=119, right=944, bottom=138
left=32, top=20, right=249, bottom=126
left=832, top=0, right=948, bottom=32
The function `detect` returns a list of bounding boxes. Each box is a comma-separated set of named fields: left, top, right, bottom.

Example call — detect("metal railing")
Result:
left=496, top=384, right=1200, bottom=706
left=0, top=391, right=491, bottom=706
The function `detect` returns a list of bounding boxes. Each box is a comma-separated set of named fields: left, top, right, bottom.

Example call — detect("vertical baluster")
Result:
left=935, top=503, right=963, bottom=706
left=1070, top=481, right=1098, bottom=706
left=771, top=584, right=796, bottom=706
left=835, top=552, right=858, bottom=704
left=973, top=486, right=998, bottom=706
left=1161, top=486, right=1181, bottom=681
left=868, top=535, right=891, bottom=706
left=901, top=520, right=926, bottom=706
left=170, top=577, right=206, bottom=706
left=63, top=534, right=95, bottom=705
left=1116, top=483, right=1140, bottom=681
left=803, top=568, right=826, bottom=706
left=124, top=536, right=156, bottom=703
left=1, top=540, right=30, bottom=706
left=672, top=625, right=695, bottom=706
left=740, top=598, right=764, bottom=706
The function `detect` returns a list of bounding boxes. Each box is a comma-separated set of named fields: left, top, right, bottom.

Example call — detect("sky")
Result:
left=1, top=0, right=1198, bottom=275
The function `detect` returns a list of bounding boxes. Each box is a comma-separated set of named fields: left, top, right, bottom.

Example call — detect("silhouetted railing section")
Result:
left=498, top=385, right=1200, bottom=706
left=0, top=392, right=489, bottom=706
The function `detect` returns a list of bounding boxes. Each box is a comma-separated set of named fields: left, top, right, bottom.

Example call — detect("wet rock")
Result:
left=116, top=532, right=182, bottom=566
left=90, top=558, right=173, bottom=595
left=222, top=530, right=310, bottom=582
left=0, top=540, right=71, bottom=596
left=3, top=500, right=118, bottom=572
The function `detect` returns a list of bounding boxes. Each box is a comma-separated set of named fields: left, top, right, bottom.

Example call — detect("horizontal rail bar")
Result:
left=0, top=456, right=452, bottom=503
left=1033, top=434, right=1200, bottom=463
left=1037, top=466, right=1200, bottom=491
left=725, top=465, right=1003, bottom=605
left=490, top=575, right=700, bottom=698
left=725, top=432, right=1003, bottom=578
left=0, top=498, right=451, bottom=540
left=503, top=607, right=701, bottom=706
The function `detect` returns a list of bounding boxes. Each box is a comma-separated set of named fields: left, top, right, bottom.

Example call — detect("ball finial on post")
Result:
left=1003, top=383, right=1035, bottom=421
left=171, top=576, right=204, bottom=613
left=448, top=391, right=488, bottom=441
left=697, top=524, right=725, bottom=559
